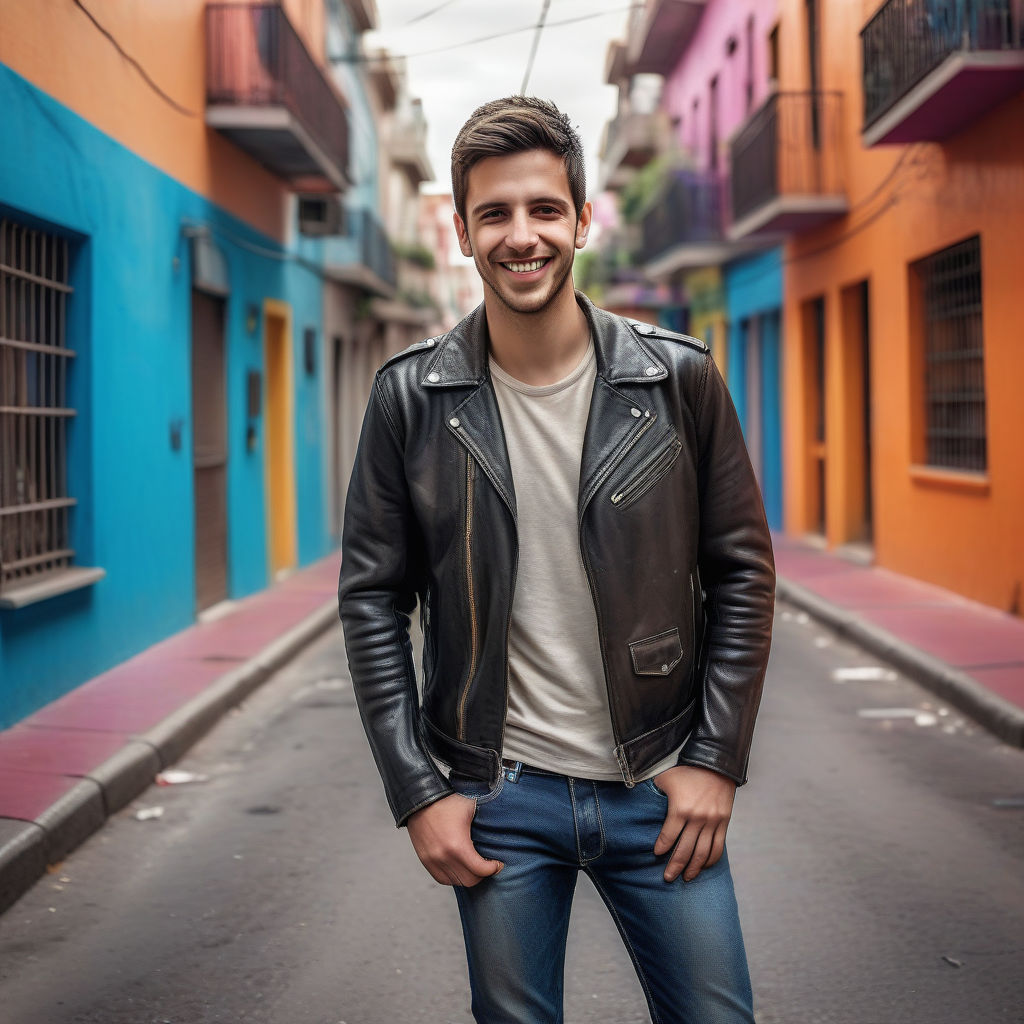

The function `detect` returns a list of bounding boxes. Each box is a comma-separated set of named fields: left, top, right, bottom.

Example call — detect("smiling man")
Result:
left=338, top=97, right=775, bottom=1024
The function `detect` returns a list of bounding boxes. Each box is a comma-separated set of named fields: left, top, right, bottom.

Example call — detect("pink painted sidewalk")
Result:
left=0, top=555, right=340, bottom=904
left=773, top=533, right=1024, bottom=731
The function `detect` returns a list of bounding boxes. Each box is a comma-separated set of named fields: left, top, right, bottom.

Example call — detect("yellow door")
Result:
left=263, top=301, right=297, bottom=577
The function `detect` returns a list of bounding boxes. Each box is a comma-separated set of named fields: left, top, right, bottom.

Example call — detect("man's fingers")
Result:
left=682, top=826, right=715, bottom=882
left=653, top=814, right=685, bottom=857
left=705, top=822, right=728, bottom=870
left=664, top=822, right=701, bottom=882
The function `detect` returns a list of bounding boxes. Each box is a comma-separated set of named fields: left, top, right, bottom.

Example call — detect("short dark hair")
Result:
left=451, top=96, right=586, bottom=221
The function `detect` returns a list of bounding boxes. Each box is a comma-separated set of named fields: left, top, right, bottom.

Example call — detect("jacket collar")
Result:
left=420, top=291, right=667, bottom=388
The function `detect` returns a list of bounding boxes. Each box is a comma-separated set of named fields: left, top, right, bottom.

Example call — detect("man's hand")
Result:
left=406, top=793, right=504, bottom=887
left=651, top=765, right=736, bottom=883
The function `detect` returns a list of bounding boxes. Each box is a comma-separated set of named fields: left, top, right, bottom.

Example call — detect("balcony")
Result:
left=599, top=110, right=670, bottom=191
left=324, top=208, right=397, bottom=296
left=861, top=0, right=1024, bottom=145
left=206, top=3, right=350, bottom=192
left=389, top=100, right=434, bottom=185
left=639, top=171, right=742, bottom=278
left=626, top=0, right=708, bottom=76
left=729, top=91, right=848, bottom=240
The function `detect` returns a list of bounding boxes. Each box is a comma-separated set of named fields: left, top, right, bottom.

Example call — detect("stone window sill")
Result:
left=0, top=567, right=106, bottom=610
left=909, top=465, right=990, bottom=496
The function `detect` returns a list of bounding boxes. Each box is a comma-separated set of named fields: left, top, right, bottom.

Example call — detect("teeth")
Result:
left=505, top=259, right=546, bottom=273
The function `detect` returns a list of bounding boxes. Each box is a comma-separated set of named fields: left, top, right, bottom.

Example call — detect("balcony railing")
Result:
left=325, top=208, right=396, bottom=294
left=861, top=0, right=1024, bottom=144
left=639, top=170, right=727, bottom=268
left=390, top=102, right=434, bottom=184
left=206, top=3, right=350, bottom=192
left=729, top=91, right=848, bottom=239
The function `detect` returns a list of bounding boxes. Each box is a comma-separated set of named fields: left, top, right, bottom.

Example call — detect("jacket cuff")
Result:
left=676, top=740, right=748, bottom=786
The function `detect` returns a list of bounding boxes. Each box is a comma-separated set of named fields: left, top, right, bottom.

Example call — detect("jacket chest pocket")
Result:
left=610, top=435, right=682, bottom=511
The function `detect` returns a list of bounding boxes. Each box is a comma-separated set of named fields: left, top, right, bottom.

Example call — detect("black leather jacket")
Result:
left=339, top=294, right=775, bottom=826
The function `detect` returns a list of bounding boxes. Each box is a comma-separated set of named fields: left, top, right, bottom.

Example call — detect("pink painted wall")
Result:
left=660, top=0, right=780, bottom=170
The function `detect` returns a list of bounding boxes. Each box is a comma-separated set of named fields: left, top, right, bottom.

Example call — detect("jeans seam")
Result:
left=586, top=869, right=663, bottom=1024
left=590, top=781, right=606, bottom=864
left=568, top=777, right=583, bottom=864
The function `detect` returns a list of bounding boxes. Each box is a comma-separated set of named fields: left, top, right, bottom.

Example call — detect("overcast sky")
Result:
left=365, top=0, right=631, bottom=202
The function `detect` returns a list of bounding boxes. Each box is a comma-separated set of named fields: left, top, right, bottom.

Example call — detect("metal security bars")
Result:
left=862, top=0, right=1024, bottom=130
left=916, top=236, right=987, bottom=472
left=639, top=170, right=725, bottom=266
left=0, top=219, right=75, bottom=595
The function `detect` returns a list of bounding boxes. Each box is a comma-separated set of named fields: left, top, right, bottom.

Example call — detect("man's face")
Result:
left=454, top=149, right=591, bottom=316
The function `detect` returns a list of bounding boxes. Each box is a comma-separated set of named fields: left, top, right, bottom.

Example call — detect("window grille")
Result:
left=0, top=219, right=75, bottom=594
left=916, top=235, right=986, bottom=472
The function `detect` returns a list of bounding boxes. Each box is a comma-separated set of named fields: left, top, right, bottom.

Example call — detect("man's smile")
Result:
left=500, top=257, right=552, bottom=275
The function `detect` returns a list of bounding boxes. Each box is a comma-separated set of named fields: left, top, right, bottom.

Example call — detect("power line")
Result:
left=343, top=5, right=639, bottom=63
left=71, top=0, right=196, bottom=117
left=402, top=0, right=461, bottom=27
left=520, top=0, right=553, bottom=95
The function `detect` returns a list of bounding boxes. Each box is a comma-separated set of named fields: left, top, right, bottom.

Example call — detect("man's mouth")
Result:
left=501, top=258, right=551, bottom=274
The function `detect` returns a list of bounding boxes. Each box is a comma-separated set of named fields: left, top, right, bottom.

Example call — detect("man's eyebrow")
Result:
left=470, top=196, right=571, bottom=216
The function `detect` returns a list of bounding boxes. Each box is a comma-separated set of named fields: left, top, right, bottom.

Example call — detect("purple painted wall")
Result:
left=660, top=0, right=779, bottom=169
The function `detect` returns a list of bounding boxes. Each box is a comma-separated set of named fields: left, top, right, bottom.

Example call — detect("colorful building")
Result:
left=595, top=0, right=787, bottom=527
left=0, top=0, right=416, bottom=726
left=771, top=0, right=1024, bottom=612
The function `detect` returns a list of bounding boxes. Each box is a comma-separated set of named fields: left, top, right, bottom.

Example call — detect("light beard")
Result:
left=480, top=253, right=575, bottom=317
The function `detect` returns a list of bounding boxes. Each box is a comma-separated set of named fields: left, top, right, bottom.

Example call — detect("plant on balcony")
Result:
left=618, top=154, right=674, bottom=224
left=393, top=241, right=436, bottom=270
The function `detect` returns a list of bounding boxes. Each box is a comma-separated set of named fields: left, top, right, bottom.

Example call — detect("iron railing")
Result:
left=862, top=0, right=1024, bottom=129
left=916, top=235, right=987, bottom=472
left=730, top=91, right=844, bottom=228
left=639, top=170, right=726, bottom=265
left=0, top=219, right=75, bottom=594
left=206, top=3, right=350, bottom=183
left=349, top=208, right=397, bottom=289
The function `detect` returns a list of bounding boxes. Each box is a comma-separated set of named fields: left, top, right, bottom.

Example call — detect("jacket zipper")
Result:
left=610, top=437, right=682, bottom=508
left=457, top=452, right=478, bottom=741
left=578, top=414, right=655, bottom=789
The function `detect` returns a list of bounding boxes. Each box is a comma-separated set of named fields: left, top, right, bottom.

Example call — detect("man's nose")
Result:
left=505, top=211, right=537, bottom=252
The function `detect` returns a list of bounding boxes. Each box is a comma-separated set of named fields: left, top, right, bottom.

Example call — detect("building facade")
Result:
left=776, top=0, right=1024, bottom=612
left=0, top=0, right=428, bottom=726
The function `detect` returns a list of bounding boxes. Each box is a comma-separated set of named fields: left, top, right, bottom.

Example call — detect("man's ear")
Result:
left=453, top=211, right=473, bottom=258
left=575, top=201, right=593, bottom=249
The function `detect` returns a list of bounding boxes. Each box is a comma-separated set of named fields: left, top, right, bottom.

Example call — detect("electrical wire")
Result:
left=344, top=5, right=639, bottom=63
left=520, top=0, right=553, bottom=95
left=402, top=0, right=461, bottom=27
left=71, top=0, right=196, bottom=117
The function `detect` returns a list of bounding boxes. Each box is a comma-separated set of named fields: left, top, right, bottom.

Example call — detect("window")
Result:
left=913, top=236, right=987, bottom=472
left=768, top=23, right=780, bottom=90
left=746, top=15, right=755, bottom=113
left=0, top=218, right=75, bottom=596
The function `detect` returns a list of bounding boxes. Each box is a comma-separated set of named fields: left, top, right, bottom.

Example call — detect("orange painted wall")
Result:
left=0, top=0, right=331, bottom=241
left=778, top=0, right=1024, bottom=613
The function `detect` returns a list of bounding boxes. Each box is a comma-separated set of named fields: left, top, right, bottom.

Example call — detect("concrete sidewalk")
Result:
left=773, top=532, right=1024, bottom=747
left=0, top=555, right=340, bottom=914
left=2, top=538, right=1023, bottom=916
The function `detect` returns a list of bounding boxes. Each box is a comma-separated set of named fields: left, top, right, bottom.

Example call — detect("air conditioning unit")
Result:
left=298, top=195, right=345, bottom=237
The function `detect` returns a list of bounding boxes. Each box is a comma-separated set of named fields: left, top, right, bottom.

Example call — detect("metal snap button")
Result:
left=645, top=366, right=659, bottom=377
left=630, top=408, right=642, bottom=418
left=661, top=663, right=669, bottom=673
left=449, top=417, right=460, bottom=428
left=428, top=372, right=440, bottom=383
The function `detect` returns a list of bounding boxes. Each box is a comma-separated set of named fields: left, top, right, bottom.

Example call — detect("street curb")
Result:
left=776, top=576, right=1024, bottom=748
left=0, top=599, right=339, bottom=917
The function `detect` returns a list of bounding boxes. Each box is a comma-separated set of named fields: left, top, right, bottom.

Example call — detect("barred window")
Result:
left=0, top=219, right=75, bottom=596
left=915, top=235, right=987, bottom=472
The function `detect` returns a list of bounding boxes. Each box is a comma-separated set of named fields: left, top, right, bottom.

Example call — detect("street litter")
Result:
left=135, top=806, right=165, bottom=821
left=156, top=769, right=209, bottom=786
left=857, top=708, right=938, bottom=726
left=941, top=955, right=963, bottom=968
left=833, top=666, right=898, bottom=682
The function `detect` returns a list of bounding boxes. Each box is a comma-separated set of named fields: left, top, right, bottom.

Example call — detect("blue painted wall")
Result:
left=724, top=247, right=784, bottom=529
left=0, top=65, right=330, bottom=727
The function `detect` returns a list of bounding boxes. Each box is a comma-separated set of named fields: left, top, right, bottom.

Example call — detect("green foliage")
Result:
left=618, top=155, right=673, bottom=224
left=393, top=241, right=436, bottom=271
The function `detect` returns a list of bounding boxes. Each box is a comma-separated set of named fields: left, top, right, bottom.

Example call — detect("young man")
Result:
left=339, top=97, right=774, bottom=1024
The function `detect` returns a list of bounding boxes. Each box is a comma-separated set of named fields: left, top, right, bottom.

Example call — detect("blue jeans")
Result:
left=450, top=766, right=754, bottom=1024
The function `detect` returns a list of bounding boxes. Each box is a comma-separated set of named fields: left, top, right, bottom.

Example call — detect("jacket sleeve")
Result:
left=338, top=372, right=453, bottom=826
left=678, top=354, right=775, bottom=784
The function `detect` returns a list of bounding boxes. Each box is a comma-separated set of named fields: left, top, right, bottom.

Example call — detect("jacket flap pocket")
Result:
left=629, top=628, right=684, bottom=677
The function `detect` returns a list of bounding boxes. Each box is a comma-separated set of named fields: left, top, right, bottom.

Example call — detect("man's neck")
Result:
left=485, top=284, right=591, bottom=387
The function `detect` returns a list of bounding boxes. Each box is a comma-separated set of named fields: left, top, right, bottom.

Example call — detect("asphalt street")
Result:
left=0, top=607, right=1022, bottom=1024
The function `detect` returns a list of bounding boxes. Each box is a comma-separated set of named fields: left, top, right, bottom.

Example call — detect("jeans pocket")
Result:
left=645, top=777, right=669, bottom=799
